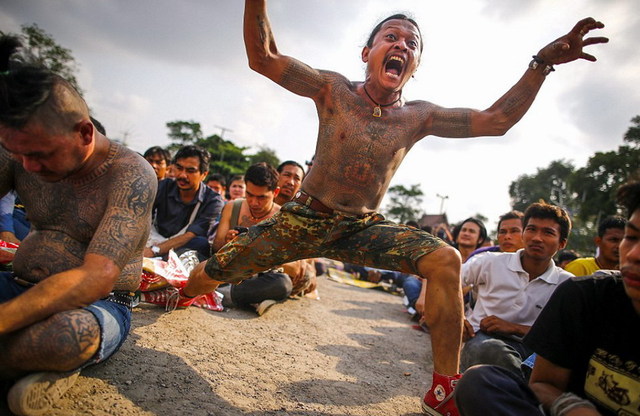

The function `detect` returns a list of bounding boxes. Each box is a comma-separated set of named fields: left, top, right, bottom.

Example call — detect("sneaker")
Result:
left=421, top=372, right=462, bottom=416
left=8, top=371, right=80, bottom=416
left=216, top=284, right=234, bottom=308
left=253, top=299, right=277, bottom=316
left=141, top=287, right=198, bottom=311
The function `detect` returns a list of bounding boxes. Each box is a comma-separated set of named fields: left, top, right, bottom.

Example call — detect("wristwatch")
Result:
left=529, top=55, right=554, bottom=76
left=151, top=245, right=161, bottom=256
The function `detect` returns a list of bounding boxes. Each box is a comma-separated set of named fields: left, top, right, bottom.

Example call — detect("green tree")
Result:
left=508, top=116, right=640, bottom=255
left=165, top=120, right=268, bottom=178
left=385, top=184, right=424, bottom=224
left=1, top=24, right=83, bottom=94
left=248, top=146, right=281, bottom=169
left=509, top=160, right=576, bottom=213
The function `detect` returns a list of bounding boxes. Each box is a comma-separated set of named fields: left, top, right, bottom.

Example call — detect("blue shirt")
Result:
left=153, top=179, right=223, bottom=238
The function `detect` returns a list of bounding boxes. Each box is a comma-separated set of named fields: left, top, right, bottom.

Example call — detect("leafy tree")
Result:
left=624, top=115, right=640, bottom=146
left=165, top=121, right=203, bottom=150
left=0, top=24, right=83, bottom=94
left=385, top=184, right=424, bottom=224
left=509, top=160, right=575, bottom=213
left=248, top=146, right=280, bottom=169
left=508, top=116, right=640, bottom=255
left=165, top=120, right=284, bottom=178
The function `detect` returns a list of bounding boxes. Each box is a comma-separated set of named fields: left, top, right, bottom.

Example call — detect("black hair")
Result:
left=207, top=173, right=226, bottom=186
left=523, top=202, right=572, bottom=242
left=90, top=116, right=106, bottom=135
left=144, top=146, right=171, bottom=164
left=172, top=145, right=210, bottom=173
left=452, top=217, right=488, bottom=248
left=245, top=162, right=279, bottom=191
left=497, top=210, right=524, bottom=230
left=556, top=249, right=580, bottom=265
left=366, top=14, right=423, bottom=53
left=616, top=181, right=640, bottom=220
left=597, top=215, right=626, bottom=237
left=0, top=35, right=56, bottom=129
left=277, top=160, right=305, bottom=179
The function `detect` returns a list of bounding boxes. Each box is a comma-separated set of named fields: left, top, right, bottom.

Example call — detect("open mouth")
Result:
left=384, top=56, right=405, bottom=78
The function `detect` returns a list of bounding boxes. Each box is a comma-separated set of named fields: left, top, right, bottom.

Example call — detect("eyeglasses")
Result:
left=173, top=162, right=200, bottom=174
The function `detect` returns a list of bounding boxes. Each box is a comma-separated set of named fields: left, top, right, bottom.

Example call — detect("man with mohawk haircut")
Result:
left=0, top=35, right=156, bottom=415
left=183, top=2, right=608, bottom=414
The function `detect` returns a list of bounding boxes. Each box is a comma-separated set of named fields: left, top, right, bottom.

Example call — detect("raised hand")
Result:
left=538, top=17, right=608, bottom=65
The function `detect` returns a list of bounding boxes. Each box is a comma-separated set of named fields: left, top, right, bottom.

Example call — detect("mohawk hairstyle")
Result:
left=0, top=34, right=55, bottom=129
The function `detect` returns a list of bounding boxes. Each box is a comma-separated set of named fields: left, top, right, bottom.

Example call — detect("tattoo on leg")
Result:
left=2, top=310, right=100, bottom=372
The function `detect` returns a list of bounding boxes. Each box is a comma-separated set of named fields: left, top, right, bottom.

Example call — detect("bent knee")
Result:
left=46, top=311, right=101, bottom=369
left=417, top=245, right=461, bottom=280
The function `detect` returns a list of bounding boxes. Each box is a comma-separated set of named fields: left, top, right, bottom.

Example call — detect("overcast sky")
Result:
left=2, top=0, right=638, bottom=230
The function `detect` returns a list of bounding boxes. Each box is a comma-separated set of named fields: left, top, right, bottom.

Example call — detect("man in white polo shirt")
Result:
left=460, top=202, right=574, bottom=376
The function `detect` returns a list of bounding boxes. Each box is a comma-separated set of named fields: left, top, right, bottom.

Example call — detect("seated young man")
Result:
left=460, top=202, right=573, bottom=376
left=144, top=145, right=223, bottom=259
left=564, top=215, right=626, bottom=276
left=0, top=36, right=156, bottom=415
left=213, top=162, right=313, bottom=315
left=455, top=181, right=640, bottom=416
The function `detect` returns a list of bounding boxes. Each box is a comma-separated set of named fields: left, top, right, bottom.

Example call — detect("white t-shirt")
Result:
left=463, top=249, right=574, bottom=333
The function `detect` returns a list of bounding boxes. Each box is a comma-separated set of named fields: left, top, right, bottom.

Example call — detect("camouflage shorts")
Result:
left=205, top=201, right=447, bottom=284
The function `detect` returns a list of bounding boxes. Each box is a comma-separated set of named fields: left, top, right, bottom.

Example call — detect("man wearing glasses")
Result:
left=144, top=145, right=223, bottom=259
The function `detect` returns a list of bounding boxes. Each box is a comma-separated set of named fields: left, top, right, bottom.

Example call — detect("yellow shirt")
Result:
left=564, top=257, right=599, bottom=276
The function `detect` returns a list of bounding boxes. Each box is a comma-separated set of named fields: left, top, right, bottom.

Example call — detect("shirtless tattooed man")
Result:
left=183, top=2, right=608, bottom=414
left=0, top=36, right=157, bottom=415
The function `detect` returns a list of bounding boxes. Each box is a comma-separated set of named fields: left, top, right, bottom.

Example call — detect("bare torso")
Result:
left=6, top=140, right=156, bottom=291
left=301, top=71, right=433, bottom=215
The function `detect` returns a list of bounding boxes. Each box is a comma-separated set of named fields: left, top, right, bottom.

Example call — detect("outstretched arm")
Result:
left=425, top=18, right=608, bottom=139
left=244, top=0, right=325, bottom=99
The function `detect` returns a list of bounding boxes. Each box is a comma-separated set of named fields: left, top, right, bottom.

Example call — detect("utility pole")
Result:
left=214, top=125, right=233, bottom=139
left=436, top=193, right=449, bottom=214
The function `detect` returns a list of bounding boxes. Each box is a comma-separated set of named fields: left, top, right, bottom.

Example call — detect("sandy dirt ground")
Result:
left=2, top=275, right=435, bottom=416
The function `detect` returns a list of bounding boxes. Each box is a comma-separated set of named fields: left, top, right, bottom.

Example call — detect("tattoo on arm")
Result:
left=500, top=86, right=534, bottom=117
left=280, top=61, right=324, bottom=98
left=431, top=109, right=472, bottom=137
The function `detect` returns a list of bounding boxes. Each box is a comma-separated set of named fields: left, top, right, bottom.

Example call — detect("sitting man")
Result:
left=455, top=181, right=640, bottom=416
left=467, top=210, right=525, bottom=260
left=0, top=36, right=156, bottom=415
left=452, top=218, right=488, bottom=263
left=143, top=146, right=172, bottom=181
left=213, top=162, right=312, bottom=314
left=460, top=202, right=573, bottom=376
left=0, top=191, right=29, bottom=244
left=565, top=215, right=626, bottom=276
left=206, top=173, right=227, bottom=200
left=274, top=160, right=305, bottom=206
left=144, top=145, right=224, bottom=259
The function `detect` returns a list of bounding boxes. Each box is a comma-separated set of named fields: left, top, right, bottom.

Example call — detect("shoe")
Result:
left=421, top=372, right=462, bottom=416
left=253, top=299, right=277, bottom=316
left=216, top=284, right=234, bottom=308
left=8, top=371, right=80, bottom=416
left=141, top=287, right=198, bottom=311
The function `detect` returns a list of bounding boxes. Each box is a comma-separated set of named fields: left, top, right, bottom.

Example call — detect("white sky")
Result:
left=2, top=0, right=638, bottom=230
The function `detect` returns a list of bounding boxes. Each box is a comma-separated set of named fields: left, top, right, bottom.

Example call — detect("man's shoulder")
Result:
left=109, top=141, right=156, bottom=181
